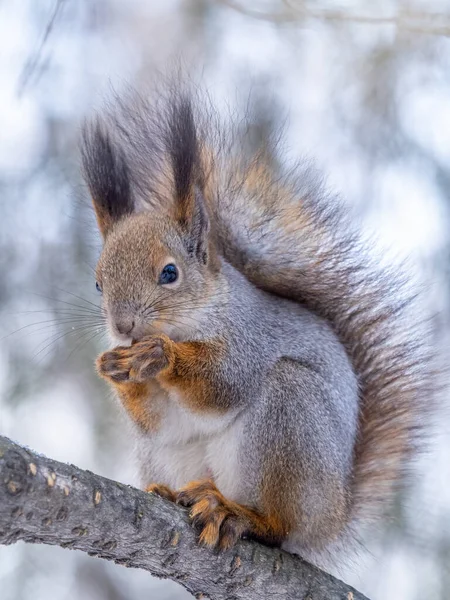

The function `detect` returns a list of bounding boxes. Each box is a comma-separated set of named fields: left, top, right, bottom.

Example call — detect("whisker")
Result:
left=141, top=285, right=161, bottom=316
left=34, top=328, right=106, bottom=366
left=142, top=297, right=223, bottom=317
left=52, top=287, right=104, bottom=312
left=10, top=323, right=103, bottom=345
left=12, top=309, right=106, bottom=317
left=32, top=323, right=107, bottom=362
left=147, top=300, right=224, bottom=316
left=155, top=314, right=206, bottom=332
left=65, top=327, right=108, bottom=363
left=139, top=285, right=231, bottom=317
left=1, top=316, right=106, bottom=342
left=81, top=260, right=97, bottom=276
left=30, top=292, right=103, bottom=315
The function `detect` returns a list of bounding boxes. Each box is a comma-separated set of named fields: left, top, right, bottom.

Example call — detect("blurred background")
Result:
left=0, top=1, right=449, bottom=598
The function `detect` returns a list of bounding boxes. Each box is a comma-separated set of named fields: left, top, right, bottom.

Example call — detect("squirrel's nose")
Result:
left=115, top=319, right=135, bottom=336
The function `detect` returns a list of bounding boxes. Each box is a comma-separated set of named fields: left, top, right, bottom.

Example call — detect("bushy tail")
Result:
left=210, top=152, right=437, bottom=526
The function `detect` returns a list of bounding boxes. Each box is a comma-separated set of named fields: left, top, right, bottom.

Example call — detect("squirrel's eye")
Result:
left=95, top=281, right=102, bottom=294
left=159, top=264, right=178, bottom=285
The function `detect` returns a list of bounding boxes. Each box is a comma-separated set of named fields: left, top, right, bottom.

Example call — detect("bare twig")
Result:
left=0, top=435, right=368, bottom=600
left=218, top=0, right=450, bottom=37
left=17, top=0, right=67, bottom=96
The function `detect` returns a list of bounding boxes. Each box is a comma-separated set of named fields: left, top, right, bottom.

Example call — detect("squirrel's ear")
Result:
left=178, top=186, right=211, bottom=265
left=81, top=122, right=133, bottom=238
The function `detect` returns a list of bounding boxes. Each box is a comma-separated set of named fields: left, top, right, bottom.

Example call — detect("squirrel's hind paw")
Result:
left=146, top=479, right=287, bottom=551
left=176, top=480, right=271, bottom=551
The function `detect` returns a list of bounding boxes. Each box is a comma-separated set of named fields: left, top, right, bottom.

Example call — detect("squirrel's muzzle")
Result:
left=115, top=318, right=134, bottom=336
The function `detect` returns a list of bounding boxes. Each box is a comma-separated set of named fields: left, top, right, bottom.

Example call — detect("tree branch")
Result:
left=218, top=0, right=450, bottom=37
left=0, top=435, right=367, bottom=600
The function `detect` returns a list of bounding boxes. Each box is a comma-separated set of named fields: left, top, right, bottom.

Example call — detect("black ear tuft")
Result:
left=164, top=96, right=212, bottom=263
left=81, top=121, right=134, bottom=237
left=165, top=96, right=200, bottom=219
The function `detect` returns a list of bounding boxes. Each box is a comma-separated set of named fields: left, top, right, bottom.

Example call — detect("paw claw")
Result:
left=146, top=483, right=176, bottom=502
left=198, top=520, right=221, bottom=547
left=218, top=515, right=245, bottom=550
left=190, top=497, right=213, bottom=519
left=175, top=493, right=190, bottom=508
left=110, top=371, right=130, bottom=382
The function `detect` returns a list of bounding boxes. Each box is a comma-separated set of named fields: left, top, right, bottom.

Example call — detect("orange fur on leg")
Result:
left=176, top=479, right=287, bottom=550
left=157, top=338, right=230, bottom=413
left=96, top=345, right=167, bottom=432
left=114, top=381, right=157, bottom=432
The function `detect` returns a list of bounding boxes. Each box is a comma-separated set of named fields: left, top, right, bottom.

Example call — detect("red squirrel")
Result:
left=81, top=87, right=436, bottom=565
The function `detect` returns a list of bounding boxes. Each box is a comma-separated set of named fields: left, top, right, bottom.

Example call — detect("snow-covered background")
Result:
left=1, top=1, right=449, bottom=598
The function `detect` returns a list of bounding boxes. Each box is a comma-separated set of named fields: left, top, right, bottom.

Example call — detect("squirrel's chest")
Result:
left=135, top=384, right=242, bottom=494
left=144, top=384, right=233, bottom=441
left=120, top=380, right=216, bottom=439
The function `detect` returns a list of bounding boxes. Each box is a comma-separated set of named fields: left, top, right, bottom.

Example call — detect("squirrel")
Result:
left=81, top=86, right=435, bottom=564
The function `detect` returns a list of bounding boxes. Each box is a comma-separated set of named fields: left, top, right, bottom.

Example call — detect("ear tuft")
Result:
left=164, top=97, right=212, bottom=264
left=81, top=121, right=134, bottom=238
left=166, top=96, right=200, bottom=213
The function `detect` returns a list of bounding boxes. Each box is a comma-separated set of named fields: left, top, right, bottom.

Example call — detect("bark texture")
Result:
left=0, top=436, right=368, bottom=600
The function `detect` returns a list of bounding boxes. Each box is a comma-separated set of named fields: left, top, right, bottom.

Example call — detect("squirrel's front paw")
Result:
left=97, top=336, right=172, bottom=383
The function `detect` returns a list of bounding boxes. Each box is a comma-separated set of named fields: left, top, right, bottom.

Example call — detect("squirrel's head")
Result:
left=81, top=105, right=222, bottom=344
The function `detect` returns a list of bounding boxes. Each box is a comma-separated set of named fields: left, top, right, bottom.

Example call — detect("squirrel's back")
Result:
left=88, top=84, right=438, bottom=538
